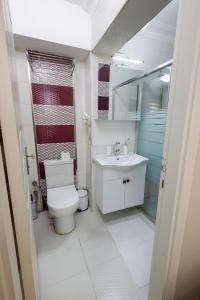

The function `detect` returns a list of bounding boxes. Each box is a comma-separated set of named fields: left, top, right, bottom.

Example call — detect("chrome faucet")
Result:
left=113, top=142, right=121, bottom=156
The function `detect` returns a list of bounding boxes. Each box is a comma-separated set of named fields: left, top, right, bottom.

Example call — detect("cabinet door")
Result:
left=125, top=175, right=145, bottom=208
left=103, top=179, right=125, bottom=214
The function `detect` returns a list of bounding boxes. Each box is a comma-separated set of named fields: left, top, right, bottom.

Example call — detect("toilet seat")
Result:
left=47, top=185, right=79, bottom=210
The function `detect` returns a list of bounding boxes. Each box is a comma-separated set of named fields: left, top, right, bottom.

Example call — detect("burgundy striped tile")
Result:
left=40, top=179, right=47, bottom=196
left=37, top=142, right=76, bottom=162
left=98, top=96, right=109, bottom=110
left=39, top=162, right=45, bottom=179
left=98, top=81, right=109, bottom=97
left=29, top=51, right=76, bottom=199
left=33, top=105, right=74, bottom=125
left=98, top=64, right=110, bottom=82
left=32, top=83, right=74, bottom=106
left=36, top=125, right=75, bottom=144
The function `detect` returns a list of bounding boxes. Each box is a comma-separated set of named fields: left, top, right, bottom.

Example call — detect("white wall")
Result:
left=92, top=121, right=136, bottom=154
left=15, top=50, right=88, bottom=194
left=89, top=53, right=136, bottom=209
left=120, top=33, right=174, bottom=72
left=15, top=50, right=39, bottom=194
left=9, top=0, right=91, bottom=50
left=90, top=53, right=136, bottom=153
left=118, top=0, right=178, bottom=72
left=74, top=61, right=87, bottom=189
left=84, top=55, right=92, bottom=200
left=91, top=0, right=127, bottom=48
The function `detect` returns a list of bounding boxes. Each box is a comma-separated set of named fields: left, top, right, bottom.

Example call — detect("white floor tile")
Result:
left=103, top=207, right=140, bottom=225
left=107, top=216, right=154, bottom=287
left=38, top=238, right=86, bottom=288
left=75, top=209, right=109, bottom=243
left=89, top=257, right=142, bottom=300
left=37, top=212, right=90, bottom=289
left=37, top=208, right=153, bottom=300
left=37, top=212, right=80, bottom=254
left=81, top=235, right=120, bottom=268
left=40, top=271, right=97, bottom=300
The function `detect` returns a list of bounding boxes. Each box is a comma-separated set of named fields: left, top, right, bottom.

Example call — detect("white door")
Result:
left=0, top=0, right=39, bottom=299
left=103, top=179, right=125, bottom=213
left=149, top=1, right=200, bottom=299
left=0, top=136, right=23, bottom=300
left=124, top=175, right=145, bottom=208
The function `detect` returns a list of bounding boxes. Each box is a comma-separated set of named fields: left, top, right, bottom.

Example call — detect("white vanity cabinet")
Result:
left=94, top=162, right=147, bottom=214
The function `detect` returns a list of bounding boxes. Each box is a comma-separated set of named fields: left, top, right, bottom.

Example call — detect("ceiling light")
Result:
left=113, top=56, right=144, bottom=64
left=159, top=74, right=170, bottom=83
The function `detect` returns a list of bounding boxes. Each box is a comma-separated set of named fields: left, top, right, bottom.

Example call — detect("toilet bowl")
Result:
left=47, top=185, right=79, bottom=234
left=44, top=158, right=79, bottom=235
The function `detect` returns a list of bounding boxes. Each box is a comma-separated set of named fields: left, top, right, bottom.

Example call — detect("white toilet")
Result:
left=44, top=158, right=79, bottom=235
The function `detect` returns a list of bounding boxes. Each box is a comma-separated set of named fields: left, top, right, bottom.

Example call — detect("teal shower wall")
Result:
left=137, top=111, right=167, bottom=220
left=137, top=68, right=170, bottom=221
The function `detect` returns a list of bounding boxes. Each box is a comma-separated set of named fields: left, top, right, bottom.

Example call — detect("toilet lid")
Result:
left=47, top=185, right=79, bottom=209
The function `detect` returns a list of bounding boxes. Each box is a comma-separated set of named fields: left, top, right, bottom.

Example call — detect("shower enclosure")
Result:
left=113, top=63, right=172, bottom=222
left=137, top=64, right=171, bottom=221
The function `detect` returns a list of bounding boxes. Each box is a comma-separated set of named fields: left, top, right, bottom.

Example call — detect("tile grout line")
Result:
left=38, top=214, right=89, bottom=294
left=38, top=210, right=150, bottom=300
left=39, top=269, right=89, bottom=292
left=77, top=233, right=99, bottom=300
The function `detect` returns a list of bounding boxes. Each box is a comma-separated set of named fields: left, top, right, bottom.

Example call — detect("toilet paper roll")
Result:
left=61, top=151, right=71, bottom=160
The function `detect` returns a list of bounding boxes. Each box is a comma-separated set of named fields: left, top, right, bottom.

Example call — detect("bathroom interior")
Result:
left=10, top=0, right=179, bottom=299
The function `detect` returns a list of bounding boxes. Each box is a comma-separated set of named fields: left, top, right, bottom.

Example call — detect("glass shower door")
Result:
left=137, top=66, right=171, bottom=221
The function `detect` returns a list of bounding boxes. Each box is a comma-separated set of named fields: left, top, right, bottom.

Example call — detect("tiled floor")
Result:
left=35, top=207, right=154, bottom=300
left=107, top=212, right=154, bottom=287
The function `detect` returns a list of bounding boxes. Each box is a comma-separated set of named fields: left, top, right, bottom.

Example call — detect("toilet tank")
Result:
left=44, top=159, right=74, bottom=189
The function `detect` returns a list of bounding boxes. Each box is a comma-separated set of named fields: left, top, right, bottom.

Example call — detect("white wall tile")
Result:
left=74, top=61, right=88, bottom=189
left=87, top=53, right=137, bottom=209
left=92, top=119, right=136, bottom=148
left=77, top=172, right=87, bottom=189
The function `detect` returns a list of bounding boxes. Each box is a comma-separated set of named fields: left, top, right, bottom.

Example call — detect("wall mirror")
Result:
left=97, top=63, right=144, bottom=121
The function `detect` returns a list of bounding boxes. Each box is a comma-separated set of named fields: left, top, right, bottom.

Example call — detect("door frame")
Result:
left=149, top=0, right=200, bottom=299
left=1, top=0, right=200, bottom=299
left=0, top=0, right=39, bottom=299
left=0, top=133, right=23, bottom=300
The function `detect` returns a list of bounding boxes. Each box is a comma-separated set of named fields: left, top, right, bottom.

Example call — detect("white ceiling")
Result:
left=125, top=0, right=178, bottom=47
left=155, top=0, right=178, bottom=28
left=116, top=0, right=179, bottom=71
left=64, top=0, right=100, bottom=15
left=142, top=0, right=179, bottom=43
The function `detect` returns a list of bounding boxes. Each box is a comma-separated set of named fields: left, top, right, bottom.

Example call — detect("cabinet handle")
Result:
left=123, top=180, right=126, bottom=184
left=126, top=179, right=130, bottom=183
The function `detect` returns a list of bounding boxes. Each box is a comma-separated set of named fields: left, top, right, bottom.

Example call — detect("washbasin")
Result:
left=93, top=153, right=148, bottom=170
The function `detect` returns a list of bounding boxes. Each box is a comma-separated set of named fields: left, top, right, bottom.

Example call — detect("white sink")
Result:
left=93, top=153, right=148, bottom=170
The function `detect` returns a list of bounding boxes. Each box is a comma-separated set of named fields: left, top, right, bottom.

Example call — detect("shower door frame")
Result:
left=116, top=61, right=172, bottom=222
